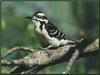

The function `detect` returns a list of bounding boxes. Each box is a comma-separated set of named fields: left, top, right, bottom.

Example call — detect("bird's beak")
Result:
left=25, top=16, right=32, bottom=20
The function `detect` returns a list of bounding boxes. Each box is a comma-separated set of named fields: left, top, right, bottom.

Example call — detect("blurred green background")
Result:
left=1, top=0, right=99, bottom=74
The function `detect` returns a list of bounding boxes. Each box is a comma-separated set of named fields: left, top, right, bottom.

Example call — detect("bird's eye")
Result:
left=33, top=18, right=37, bottom=21
left=36, top=15, right=47, bottom=20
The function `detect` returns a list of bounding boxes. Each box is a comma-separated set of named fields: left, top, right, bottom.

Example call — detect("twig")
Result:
left=1, top=60, right=22, bottom=66
left=62, top=49, right=79, bottom=74
left=79, top=38, right=99, bottom=58
left=1, top=46, right=34, bottom=59
left=84, top=38, right=99, bottom=52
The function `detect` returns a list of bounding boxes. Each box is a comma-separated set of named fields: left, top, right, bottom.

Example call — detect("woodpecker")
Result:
left=25, top=11, right=78, bottom=50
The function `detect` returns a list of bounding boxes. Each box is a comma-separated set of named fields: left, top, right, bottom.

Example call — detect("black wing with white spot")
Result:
left=45, top=22, right=67, bottom=40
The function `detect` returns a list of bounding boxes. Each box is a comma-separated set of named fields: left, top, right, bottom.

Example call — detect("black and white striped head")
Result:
left=25, top=11, right=48, bottom=24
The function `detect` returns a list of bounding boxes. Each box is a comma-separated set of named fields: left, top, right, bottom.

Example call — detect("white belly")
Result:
left=35, top=32, right=49, bottom=47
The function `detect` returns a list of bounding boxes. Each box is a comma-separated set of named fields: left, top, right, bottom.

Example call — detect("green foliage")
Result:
left=1, top=0, right=98, bottom=74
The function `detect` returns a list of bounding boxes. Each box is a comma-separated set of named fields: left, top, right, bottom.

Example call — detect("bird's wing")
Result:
left=45, top=22, right=67, bottom=40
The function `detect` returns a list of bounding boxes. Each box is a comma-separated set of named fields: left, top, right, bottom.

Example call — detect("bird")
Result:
left=25, top=11, right=80, bottom=50
left=10, top=11, right=84, bottom=74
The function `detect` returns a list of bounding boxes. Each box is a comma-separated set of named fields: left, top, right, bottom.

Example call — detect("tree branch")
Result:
left=62, top=49, right=79, bottom=74
left=1, top=38, right=99, bottom=74
left=1, top=46, right=35, bottom=59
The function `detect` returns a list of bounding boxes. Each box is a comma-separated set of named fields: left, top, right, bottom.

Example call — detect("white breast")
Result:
left=33, top=20, right=42, bottom=34
left=33, top=21, right=49, bottom=47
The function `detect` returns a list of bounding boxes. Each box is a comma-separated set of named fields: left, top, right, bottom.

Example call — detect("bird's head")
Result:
left=25, top=11, right=48, bottom=24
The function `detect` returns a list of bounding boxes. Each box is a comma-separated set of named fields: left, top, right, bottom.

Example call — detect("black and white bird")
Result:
left=25, top=11, right=78, bottom=49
